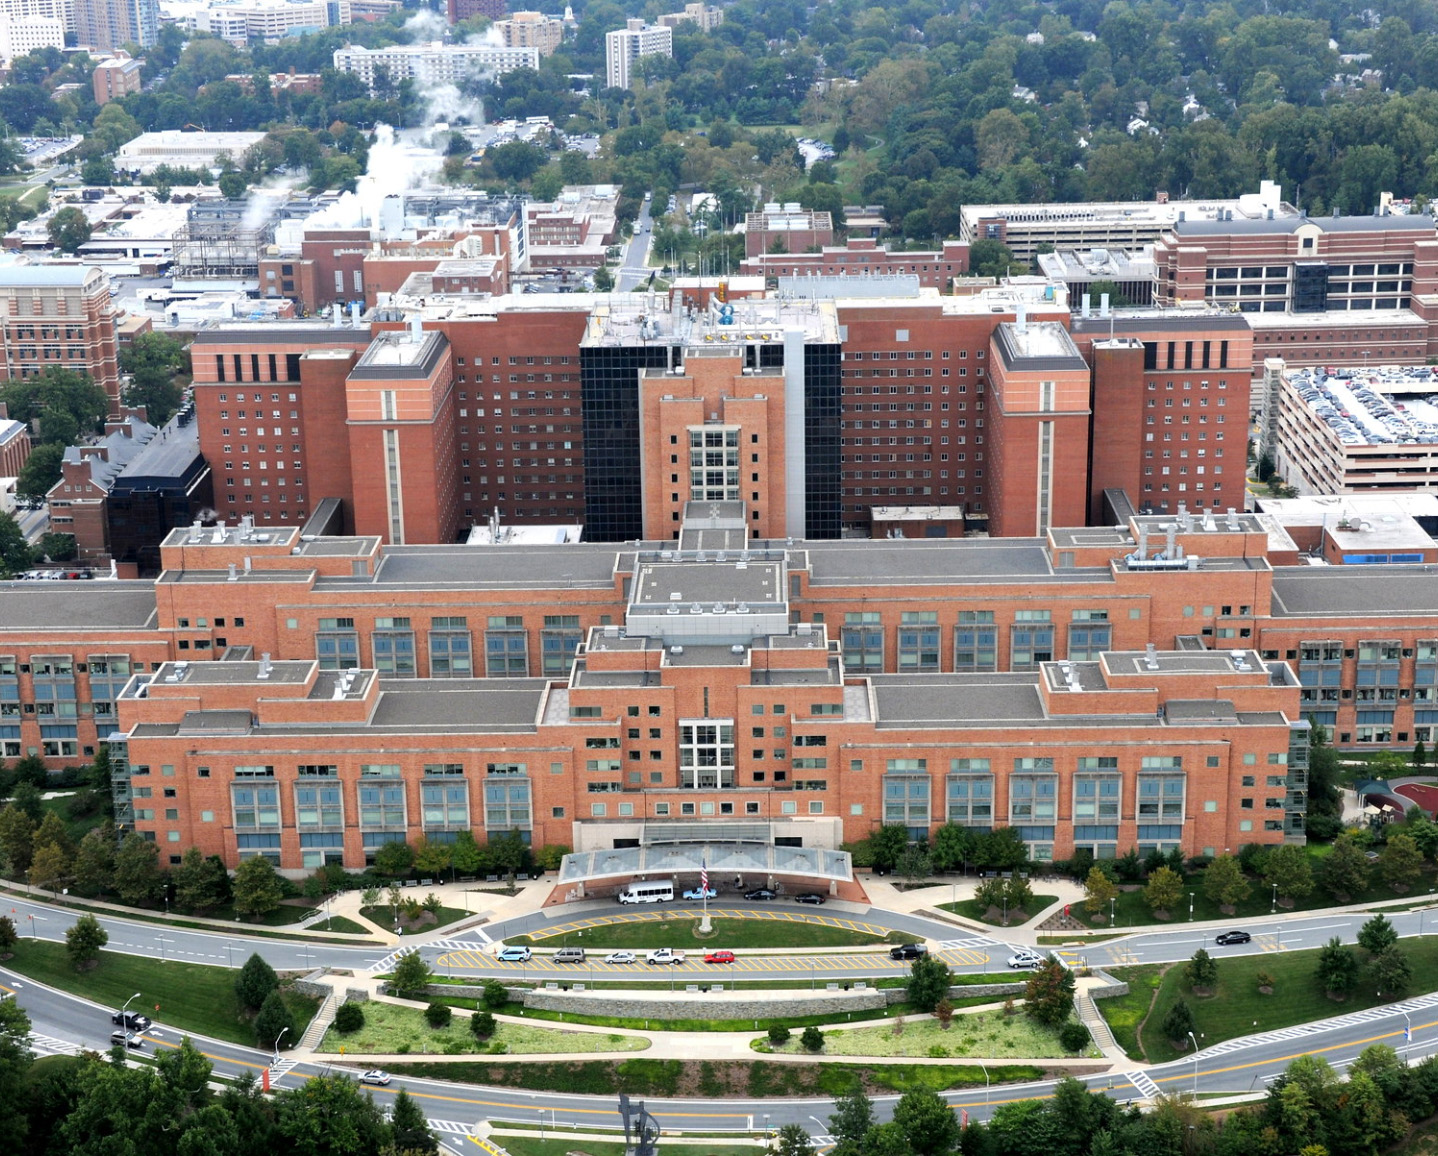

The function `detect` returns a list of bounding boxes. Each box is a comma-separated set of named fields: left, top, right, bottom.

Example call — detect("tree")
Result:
left=38, top=532, right=75, bottom=562
left=273, top=1072, right=391, bottom=1155
left=173, top=846, right=226, bottom=912
left=450, top=829, right=483, bottom=876
left=81, top=155, right=115, bottom=185
left=235, top=952, right=280, bottom=1012
left=1060, top=1021, right=1090, bottom=1053
left=800, top=1025, right=824, bottom=1052
left=1319, top=835, right=1371, bottom=902
left=968, top=237, right=1020, bottom=278
left=1357, top=913, right=1398, bottom=957
left=1415, top=740, right=1428, bottom=770
left=1263, top=844, right=1314, bottom=905
left=772, top=1123, right=815, bottom=1156
left=934, top=998, right=953, bottom=1029
left=254, top=989, right=296, bottom=1051
left=0, top=996, right=31, bottom=1150
left=119, top=331, right=190, bottom=426
left=928, top=823, right=974, bottom=872
left=0, top=915, right=14, bottom=956
left=391, top=949, right=433, bottom=998
left=768, top=1024, right=791, bottom=1047
left=470, top=1010, right=496, bottom=1039
left=334, top=1002, right=364, bottom=1033
left=892, top=1087, right=960, bottom=1156
left=1184, top=947, right=1218, bottom=994
left=1024, top=959, right=1076, bottom=1027
left=481, top=978, right=508, bottom=1009
left=424, top=1001, right=451, bottom=1028
left=1317, top=937, right=1359, bottom=999
left=0, top=511, right=36, bottom=574
left=233, top=854, right=285, bottom=919
left=27, top=839, right=69, bottom=892
left=897, top=843, right=931, bottom=888
left=72, top=825, right=116, bottom=894
left=1162, top=997, right=1196, bottom=1045
left=1202, top=854, right=1251, bottom=912
left=373, top=840, right=414, bottom=878
left=1369, top=944, right=1412, bottom=998
left=0, top=803, right=36, bottom=876
left=64, top=912, right=107, bottom=969
left=1379, top=832, right=1424, bottom=892
left=3, top=366, right=109, bottom=451
left=47, top=207, right=92, bottom=254
left=1143, top=865, right=1184, bottom=916
left=906, top=953, right=952, bottom=1013
left=112, top=832, right=162, bottom=905
left=828, top=1079, right=875, bottom=1155
left=1084, top=864, right=1117, bottom=918
left=869, top=825, right=910, bottom=873
left=411, top=835, right=452, bottom=878
left=390, top=1087, right=438, bottom=1153
left=488, top=828, right=530, bottom=878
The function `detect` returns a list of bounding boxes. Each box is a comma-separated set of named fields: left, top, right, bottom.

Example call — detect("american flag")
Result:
left=700, top=859, right=708, bottom=894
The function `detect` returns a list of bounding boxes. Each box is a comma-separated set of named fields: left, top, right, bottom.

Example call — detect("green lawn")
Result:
left=1092, top=965, right=1164, bottom=1059
left=507, top=918, right=908, bottom=950
left=204, top=900, right=318, bottom=926
left=1107, top=936, right=1438, bottom=1063
left=320, top=1000, right=647, bottom=1056
left=938, top=895, right=1059, bottom=926
left=361, top=905, right=470, bottom=933
left=310, top=916, right=367, bottom=934
left=39, top=792, right=107, bottom=847
left=792, top=1008, right=1099, bottom=1060
left=0, top=939, right=319, bottom=1048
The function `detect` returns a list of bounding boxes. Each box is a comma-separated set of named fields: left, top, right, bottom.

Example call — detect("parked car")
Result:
left=704, top=950, right=736, bottom=964
left=646, top=948, right=686, bottom=965
left=359, top=1070, right=392, bottom=1086
left=743, top=888, right=776, bottom=901
left=110, top=1030, right=144, bottom=1049
left=553, top=947, right=586, bottom=963
left=793, top=893, right=826, bottom=905
left=111, top=1010, right=152, bottom=1031
left=496, top=946, right=532, bottom=962
left=1214, top=930, right=1252, bottom=946
left=1007, top=950, right=1045, bottom=969
left=889, top=943, right=927, bottom=961
left=682, top=887, right=717, bottom=900
left=605, top=951, right=637, bottom=965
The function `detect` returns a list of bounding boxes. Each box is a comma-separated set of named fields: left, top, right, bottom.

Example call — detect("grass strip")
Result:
left=938, top=895, right=1060, bottom=926
left=1, top=939, right=319, bottom=1049
left=505, top=918, right=908, bottom=950
left=378, top=1057, right=1047, bottom=1098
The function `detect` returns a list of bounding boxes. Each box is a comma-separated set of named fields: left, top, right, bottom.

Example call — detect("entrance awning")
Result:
left=558, top=841, right=852, bottom=885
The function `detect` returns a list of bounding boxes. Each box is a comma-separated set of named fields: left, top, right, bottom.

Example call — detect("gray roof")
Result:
left=0, top=263, right=100, bottom=287
left=1173, top=213, right=1435, bottom=237
left=365, top=544, right=616, bottom=589
left=114, top=414, right=202, bottom=485
left=365, top=679, right=545, bottom=732
left=1270, top=566, right=1438, bottom=617
left=0, top=583, right=159, bottom=631
left=800, top=538, right=1084, bottom=584
left=60, top=417, right=159, bottom=495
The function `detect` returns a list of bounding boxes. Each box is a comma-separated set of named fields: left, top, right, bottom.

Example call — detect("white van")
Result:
left=617, top=880, right=674, bottom=904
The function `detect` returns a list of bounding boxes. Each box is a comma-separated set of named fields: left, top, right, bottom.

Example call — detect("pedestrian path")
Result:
left=1127, top=1070, right=1162, bottom=1100
left=1191, top=989, right=1438, bottom=1061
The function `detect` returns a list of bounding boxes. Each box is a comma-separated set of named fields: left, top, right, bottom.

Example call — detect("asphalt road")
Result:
left=7, top=962, right=1438, bottom=1140
left=615, top=200, right=654, bottom=292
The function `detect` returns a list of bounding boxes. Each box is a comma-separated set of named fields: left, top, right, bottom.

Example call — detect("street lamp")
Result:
left=1110, top=896, right=1116, bottom=927
left=1188, top=892, right=1194, bottom=922
left=979, top=1061, right=990, bottom=1109
left=273, top=1025, right=289, bottom=1064
left=1187, top=1031, right=1200, bottom=1096
left=120, top=991, right=142, bottom=1023
left=156, top=934, right=168, bottom=963
left=1271, top=883, right=1278, bottom=914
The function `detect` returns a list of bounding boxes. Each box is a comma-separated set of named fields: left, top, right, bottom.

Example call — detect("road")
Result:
left=615, top=199, right=654, bottom=292
left=7, top=961, right=1438, bottom=1140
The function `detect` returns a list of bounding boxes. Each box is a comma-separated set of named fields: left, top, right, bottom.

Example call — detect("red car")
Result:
left=704, top=950, right=736, bottom=964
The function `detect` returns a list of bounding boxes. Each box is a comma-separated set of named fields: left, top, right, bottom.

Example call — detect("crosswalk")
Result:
left=1127, top=1071, right=1162, bottom=1100
left=29, top=1032, right=81, bottom=1056
left=372, top=937, right=490, bottom=973
left=939, top=936, right=998, bottom=950
left=430, top=1119, right=480, bottom=1136
left=267, top=1058, right=299, bottom=1084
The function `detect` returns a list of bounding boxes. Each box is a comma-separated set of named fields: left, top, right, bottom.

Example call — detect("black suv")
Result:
left=889, top=943, right=928, bottom=960
left=111, top=1010, right=152, bottom=1032
left=743, top=888, right=776, bottom=901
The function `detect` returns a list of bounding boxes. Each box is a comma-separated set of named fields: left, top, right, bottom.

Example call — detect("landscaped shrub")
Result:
left=334, top=1002, right=365, bottom=1033
left=767, top=1025, right=791, bottom=1046
left=424, top=1002, right=452, bottom=1028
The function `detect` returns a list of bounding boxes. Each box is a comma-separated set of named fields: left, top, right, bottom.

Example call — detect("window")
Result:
left=541, top=615, right=582, bottom=676
left=485, top=615, right=528, bottom=677
left=372, top=617, right=415, bottom=677
left=429, top=617, right=472, bottom=676
left=688, top=426, right=740, bottom=501
left=1010, top=612, right=1053, bottom=670
left=1067, top=610, right=1111, bottom=661
left=884, top=772, right=930, bottom=835
left=954, top=611, right=996, bottom=672
left=898, top=611, right=940, bottom=671
left=842, top=612, right=884, bottom=671
left=484, top=777, right=531, bottom=832
left=316, top=618, right=358, bottom=670
left=422, top=780, right=469, bottom=830
left=679, top=719, right=735, bottom=789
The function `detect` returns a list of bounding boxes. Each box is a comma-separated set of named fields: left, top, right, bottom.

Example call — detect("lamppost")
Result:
left=1110, top=896, right=1116, bottom=927
left=1271, top=883, right=1278, bottom=914
left=1189, top=892, right=1195, bottom=922
left=273, top=1026, right=289, bottom=1065
left=119, top=991, right=142, bottom=1024
left=979, top=1061, right=990, bottom=1109
left=1187, top=1031, right=1200, bottom=1096
left=156, top=934, right=168, bottom=963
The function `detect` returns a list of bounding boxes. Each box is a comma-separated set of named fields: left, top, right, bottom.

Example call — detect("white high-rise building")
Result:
left=333, top=40, right=540, bottom=95
left=0, top=11, right=63, bottom=61
left=604, top=18, right=672, bottom=90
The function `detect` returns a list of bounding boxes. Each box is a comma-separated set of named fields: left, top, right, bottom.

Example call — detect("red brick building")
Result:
left=0, top=264, right=122, bottom=413
left=740, top=238, right=970, bottom=289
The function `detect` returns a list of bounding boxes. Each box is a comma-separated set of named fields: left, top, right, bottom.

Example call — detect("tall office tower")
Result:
left=75, top=0, right=156, bottom=50
left=604, top=18, right=672, bottom=89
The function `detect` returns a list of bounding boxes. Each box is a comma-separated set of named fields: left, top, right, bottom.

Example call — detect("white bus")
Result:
left=617, top=880, right=674, bottom=904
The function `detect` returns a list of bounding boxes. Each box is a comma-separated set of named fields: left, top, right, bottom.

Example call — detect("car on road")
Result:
left=793, top=893, right=826, bottom=905
left=496, top=946, right=532, bottom=962
left=605, top=951, right=637, bottom=964
left=744, top=888, right=776, bottom=901
left=889, top=943, right=928, bottom=960
left=1007, top=950, right=1045, bottom=969
left=682, top=887, right=717, bottom=900
left=111, top=1010, right=152, bottom=1031
left=1214, top=930, right=1252, bottom=946
left=110, top=1030, right=144, bottom=1049
left=359, top=1070, right=392, bottom=1086
left=704, top=950, right=736, bottom=964
left=554, top=947, right=586, bottom=963
left=646, top=948, right=686, bottom=965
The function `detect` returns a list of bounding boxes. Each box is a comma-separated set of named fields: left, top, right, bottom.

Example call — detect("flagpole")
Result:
left=699, top=854, right=712, bottom=934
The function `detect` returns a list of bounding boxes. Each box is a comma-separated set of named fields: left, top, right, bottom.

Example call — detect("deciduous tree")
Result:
left=1083, top=864, right=1117, bottom=918
left=1379, top=832, right=1424, bottom=892
left=391, top=949, right=433, bottom=998
left=1202, top=853, right=1251, bottom=912
left=112, top=831, right=162, bottom=906
left=232, top=854, right=285, bottom=919
left=905, top=954, right=951, bottom=1013
left=1263, top=844, right=1315, bottom=904
left=1144, top=865, right=1184, bottom=916
left=64, top=912, right=107, bottom=969
left=1023, top=959, right=1076, bottom=1027
left=1317, top=937, right=1359, bottom=999
left=1319, top=835, right=1371, bottom=902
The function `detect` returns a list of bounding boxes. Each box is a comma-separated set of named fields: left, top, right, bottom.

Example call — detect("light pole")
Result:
left=156, top=934, right=168, bottom=963
left=1109, top=896, right=1115, bottom=927
left=120, top=991, right=142, bottom=1023
left=273, top=1025, right=289, bottom=1064
left=1188, top=892, right=1194, bottom=922
left=1187, top=1031, right=1200, bottom=1096
left=1271, top=883, right=1278, bottom=914
left=979, top=1061, right=990, bottom=1109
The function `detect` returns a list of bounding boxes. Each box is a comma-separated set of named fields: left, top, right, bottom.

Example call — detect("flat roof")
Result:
left=630, top=560, right=783, bottom=609
left=1173, top=213, right=1434, bottom=237
left=365, top=543, right=616, bottom=589
left=350, top=329, right=449, bottom=378
left=801, top=538, right=1083, bottom=585
left=0, top=583, right=159, bottom=631
left=993, top=321, right=1087, bottom=371
left=1271, top=566, right=1438, bottom=616
left=366, top=679, right=543, bottom=732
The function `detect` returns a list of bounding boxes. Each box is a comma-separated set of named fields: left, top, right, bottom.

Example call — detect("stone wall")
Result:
left=344, top=987, right=370, bottom=1004
left=290, top=978, right=332, bottom=999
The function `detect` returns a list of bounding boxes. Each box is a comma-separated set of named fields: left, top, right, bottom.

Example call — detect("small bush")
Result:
left=425, top=1002, right=452, bottom=1029
left=767, top=1025, right=791, bottom=1046
left=935, top=998, right=954, bottom=1030
left=1002, top=998, right=1017, bottom=1016
left=481, top=979, right=508, bottom=1010
left=334, top=1002, right=365, bottom=1033
left=800, top=1026, right=824, bottom=1052
left=1059, top=1021, right=1090, bottom=1053
left=471, top=1011, right=496, bottom=1040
